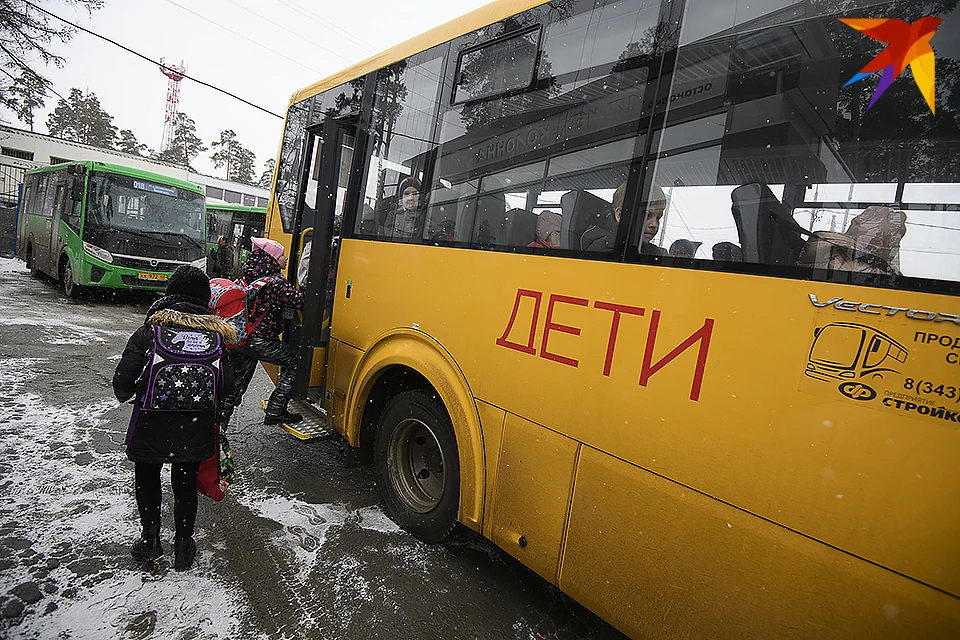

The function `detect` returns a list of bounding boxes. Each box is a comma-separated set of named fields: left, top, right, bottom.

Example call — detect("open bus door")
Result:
left=279, top=118, right=358, bottom=438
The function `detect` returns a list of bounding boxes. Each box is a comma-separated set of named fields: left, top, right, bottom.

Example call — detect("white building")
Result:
left=0, top=124, right=270, bottom=208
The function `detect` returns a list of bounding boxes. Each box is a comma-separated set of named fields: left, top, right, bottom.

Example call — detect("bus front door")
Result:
left=285, top=118, right=358, bottom=427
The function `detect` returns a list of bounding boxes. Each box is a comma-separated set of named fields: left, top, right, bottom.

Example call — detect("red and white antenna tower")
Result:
left=159, top=58, right=186, bottom=152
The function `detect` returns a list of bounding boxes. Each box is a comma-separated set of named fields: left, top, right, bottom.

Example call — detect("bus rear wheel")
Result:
left=374, top=390, right=460, bottom=543
left=60, top=258, right=84, bottom=299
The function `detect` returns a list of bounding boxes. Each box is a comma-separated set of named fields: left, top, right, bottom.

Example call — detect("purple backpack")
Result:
left=126, top=326, right=224, bottom=443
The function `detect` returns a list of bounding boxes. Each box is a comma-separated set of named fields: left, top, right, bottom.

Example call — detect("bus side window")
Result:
left=20, top=175, right=35, bottom=215
left=29, top=174, right=47, bottom=217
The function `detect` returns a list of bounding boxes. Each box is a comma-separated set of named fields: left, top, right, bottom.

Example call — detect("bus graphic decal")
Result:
left=805, top=322, right=908, bottom=383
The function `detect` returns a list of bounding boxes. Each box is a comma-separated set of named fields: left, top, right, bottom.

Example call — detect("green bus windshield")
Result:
left=84, top=172, right=206, bottom=259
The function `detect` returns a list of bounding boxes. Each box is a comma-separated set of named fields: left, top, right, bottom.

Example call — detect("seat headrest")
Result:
left=560, top=190, right=611, bottom=249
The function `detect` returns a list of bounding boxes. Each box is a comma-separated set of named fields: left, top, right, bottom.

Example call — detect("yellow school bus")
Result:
left=262, top=0, right=960, bottom=637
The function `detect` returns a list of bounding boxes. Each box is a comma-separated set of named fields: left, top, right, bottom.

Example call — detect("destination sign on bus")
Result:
left=132, top=179, right=178, bottom=198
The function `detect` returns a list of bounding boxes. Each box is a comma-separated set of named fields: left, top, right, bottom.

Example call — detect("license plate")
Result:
left=137, top=272, right=168, bottom=281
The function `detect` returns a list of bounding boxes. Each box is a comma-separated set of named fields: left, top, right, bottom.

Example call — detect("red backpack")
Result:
left=209, top=275, right=284, bottom=347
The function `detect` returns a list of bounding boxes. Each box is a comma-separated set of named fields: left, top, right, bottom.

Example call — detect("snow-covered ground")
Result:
left=0, top=257, right=622, bottom=640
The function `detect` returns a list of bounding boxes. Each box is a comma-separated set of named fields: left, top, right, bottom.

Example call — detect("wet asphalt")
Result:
left=0, top=258, right=627, bottom=640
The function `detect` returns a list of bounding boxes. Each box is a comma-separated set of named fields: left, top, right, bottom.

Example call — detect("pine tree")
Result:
left=210, top=130, right=257, bottom=185
left=3, top=70, right=47, bottom=131
left=155, top=112, right=206, bottom=170
left=258, top=158, right=275, bottom=189
left=117, top=129, right=149, bottom=156
left=45, top=88, right=117, bottom=147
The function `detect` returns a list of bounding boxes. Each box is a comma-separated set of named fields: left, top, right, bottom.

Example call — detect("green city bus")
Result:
left=205, top=202, right=267, bottom=279
left=16, top=161, right=207, bottom=298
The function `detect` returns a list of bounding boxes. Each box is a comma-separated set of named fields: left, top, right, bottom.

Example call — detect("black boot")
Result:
left=131, top=525, right=162, bottom=561
left=264, top=408, right=303, bottom=425
left=174, top=537, right=197, bottom=571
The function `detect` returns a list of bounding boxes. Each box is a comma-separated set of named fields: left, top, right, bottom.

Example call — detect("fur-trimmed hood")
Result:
left=147, top=309, right=238, bottom=345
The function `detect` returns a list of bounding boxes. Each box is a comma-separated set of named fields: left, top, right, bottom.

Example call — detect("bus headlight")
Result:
left=190, top=257, right=207, bottom=270
left=82, top=241, right=113, bottom=264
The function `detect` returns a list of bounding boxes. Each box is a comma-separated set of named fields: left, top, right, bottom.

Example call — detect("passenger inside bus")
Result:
left=638, top=187, right=667, bottom=256
left=528, top=210, right=561, bottom=249
left=797, top=206, right=906, bottom=276
left=576, top=183, right=667, bottom=256
left=379, top=176, right=423, bottom=241
left=725, top=183, right=906, bottom=275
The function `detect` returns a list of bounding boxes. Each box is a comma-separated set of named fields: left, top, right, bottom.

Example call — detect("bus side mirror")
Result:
left=71, top=179, right=84, bottom=202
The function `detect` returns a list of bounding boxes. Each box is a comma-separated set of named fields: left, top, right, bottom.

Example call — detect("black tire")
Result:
left=60, top=257, right=84, bottom=299
left=26, top=245, right=42, bottom=278
left=374, top=389, right=460, bottom=543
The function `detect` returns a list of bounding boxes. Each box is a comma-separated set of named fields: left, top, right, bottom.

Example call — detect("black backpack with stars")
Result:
left=138, top=326, right=224, bottom=412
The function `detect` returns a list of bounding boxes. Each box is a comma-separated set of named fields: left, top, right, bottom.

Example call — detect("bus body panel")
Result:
left=328, top=339, right=360, bottom=434
left=562, top=445, right=960, bottom=640
left=332, top=239, right=960, bottom=601
left=490, top=412, right=579, bottom=584
left=476, top=399, right=507, bottom=538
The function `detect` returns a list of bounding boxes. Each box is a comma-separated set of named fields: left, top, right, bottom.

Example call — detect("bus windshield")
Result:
left=84, top=172, right=205, bottom=256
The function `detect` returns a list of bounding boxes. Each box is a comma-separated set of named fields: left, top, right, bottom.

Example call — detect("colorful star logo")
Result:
left=840, top=17, right=944, bottom=114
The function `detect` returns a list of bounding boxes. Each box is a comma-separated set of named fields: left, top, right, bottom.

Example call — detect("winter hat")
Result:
left=398, top=176, right=422, bottom=195
left=535, top=210, right=561, bottom=242
left=251, top=237, right=285, bottom=262
left=165, top=265, right=211, bottom=302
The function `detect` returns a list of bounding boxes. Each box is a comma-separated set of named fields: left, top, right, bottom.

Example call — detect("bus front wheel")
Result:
left=374, top=390, right=460, bottom=543
left=60, top=258, right=84, bottom=299
left=26, top=244, right=42, bottom=278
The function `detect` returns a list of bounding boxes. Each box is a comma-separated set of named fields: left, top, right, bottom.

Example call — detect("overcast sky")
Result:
left=1, top=0, right=493, bottom=178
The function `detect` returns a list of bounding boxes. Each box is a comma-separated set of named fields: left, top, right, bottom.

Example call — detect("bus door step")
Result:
left=260, top=398, right=335, bottom=441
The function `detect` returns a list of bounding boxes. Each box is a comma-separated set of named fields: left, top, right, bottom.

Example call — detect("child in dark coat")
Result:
left=219, top=237, right=305, bottom=427
left=113, top=266, right=236, bottom=571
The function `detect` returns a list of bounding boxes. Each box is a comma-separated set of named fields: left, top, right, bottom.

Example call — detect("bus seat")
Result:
left=425, top=197, right=458, bottom=242
left=472, top=192, right=507, bottom=246
left=712, top=241, right=743, bottom=261
left=560, top=190, right=610, bottom=250
left=669, top=239, right=702, bottom=258
left=730, top=182, right=808, bottom=266
left=506, top=209, right=538, bottom=247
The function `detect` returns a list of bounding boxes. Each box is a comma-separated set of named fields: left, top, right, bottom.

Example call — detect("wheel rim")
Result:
left=387, top=418, right=445, bottom=514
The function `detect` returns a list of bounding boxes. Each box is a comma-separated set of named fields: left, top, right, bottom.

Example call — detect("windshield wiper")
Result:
left=152, top=231, right=204, bottom=249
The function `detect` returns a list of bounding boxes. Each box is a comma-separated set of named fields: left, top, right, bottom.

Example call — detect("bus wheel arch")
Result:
left=59, top=253, right=84, bottom=299
left=348, top=331, right=484, bottom=537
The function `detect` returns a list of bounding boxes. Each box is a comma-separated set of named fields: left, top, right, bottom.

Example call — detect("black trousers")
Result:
left=134, top=461, right=201, bottom=540
left=220, top=336, right=298, bottom=422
